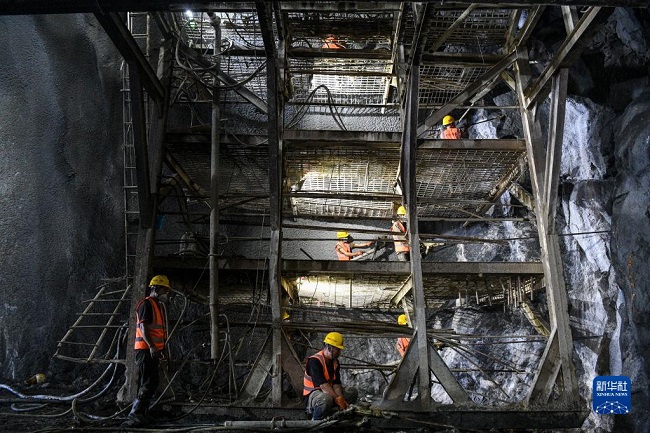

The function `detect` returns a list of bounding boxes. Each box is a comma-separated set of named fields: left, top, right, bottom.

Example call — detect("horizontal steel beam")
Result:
left=419, top=138, right=526, bottom=150
left=1, top=1, right=646, bottom=15
left=153, top=257, right=544, bottom=275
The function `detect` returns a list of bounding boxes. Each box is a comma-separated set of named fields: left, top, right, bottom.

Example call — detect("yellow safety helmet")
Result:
left=398, top=314, right=408, bottom=325
left=323, top=332, right=345, bottom=350
left=149, top=275, right=171, bottom=289
left=442, top=115, right=456, bottom=126
left=337, top=231, right=350, bottom=239
left=397, top=205, right=407, bottom=216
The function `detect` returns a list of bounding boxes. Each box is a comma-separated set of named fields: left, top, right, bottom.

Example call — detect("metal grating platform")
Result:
left=419, top=62, right=493, bottom=107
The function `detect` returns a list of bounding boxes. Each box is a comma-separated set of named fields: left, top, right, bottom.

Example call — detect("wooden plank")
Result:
left=508, top=6, right=546, bottom=51
left=508, top=182, right=535, bottom=211
left=417, top=51, right=517, bottom=136
left=561, top=6, right=580, bottom=33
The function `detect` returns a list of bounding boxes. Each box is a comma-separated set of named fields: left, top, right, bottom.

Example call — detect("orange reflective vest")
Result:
left=134, top=297, right=166, bottom=351
left=397, top=337, right=410, bottom=357
left=391, top=220, right=410, bottom=253
left=442, top=127, right=461, bottom=139
left=303, top=350, right=339, bottom=396
left=335, top=241, right=352, bottom=261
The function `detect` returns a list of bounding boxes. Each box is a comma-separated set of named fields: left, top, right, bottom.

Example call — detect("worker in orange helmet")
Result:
left=441, top=115, right=462, bottom=139
left=334, top=231, right=373, bottom=261
left=304, top=332, right=358, bottom=420
left=391, top=206, right=410, bottom=261
left=322, top=34, right=345, bottom=49
left=123, top=275, right=172, bottom=427
left=396, top=314, right=411, bottom=357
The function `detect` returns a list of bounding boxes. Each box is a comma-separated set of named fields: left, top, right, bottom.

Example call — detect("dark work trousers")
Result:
left=135, top=349, right=160, bottom=403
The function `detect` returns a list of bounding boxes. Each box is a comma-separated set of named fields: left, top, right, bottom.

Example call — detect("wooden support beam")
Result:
left=524, top=7, right=606, bottom=109
left=402, top=64, right=432, bottom=409
left=257, top=0, right=283, bottom=408
left=281, top=332, right=307, bottom=397
left=377, top=332, right=418, bottom=406
left=390, top=276, right=413, bottom=306
left=417, top=51, right=517, bottom=137
left=94, top=12, right=164, bottom=104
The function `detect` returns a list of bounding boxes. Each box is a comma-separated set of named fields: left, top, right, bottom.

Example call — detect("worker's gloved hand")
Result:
left=335, top=396, right=348, bottom=410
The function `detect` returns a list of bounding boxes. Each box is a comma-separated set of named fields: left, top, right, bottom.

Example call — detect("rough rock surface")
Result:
left=0, top=15, right=124, bottom=381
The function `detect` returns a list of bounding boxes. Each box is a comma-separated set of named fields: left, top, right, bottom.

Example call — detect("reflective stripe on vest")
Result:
left=134, top=297, right=166, bottom=350
left=335, top=241, right=352, bottom=261
left=391, top=220, right=410, bottom=253
left=442, top=127, right=461, bottom=139
left=303, top=350, right=339, bottom=396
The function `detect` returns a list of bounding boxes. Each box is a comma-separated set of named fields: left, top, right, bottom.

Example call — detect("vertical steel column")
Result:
left=402, top=64, right=431, bottom=408
left=257, top=0, right=283, bottom=407
left=208, top=13, right=221, bottom=361
left=515, top=47, right=577, bottom=404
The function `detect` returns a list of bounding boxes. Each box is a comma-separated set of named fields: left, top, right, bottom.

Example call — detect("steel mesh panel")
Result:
left=419, top=63, right=491, bottom=106
left=288, top=58, right=393, bottom=105
left=422, top=275, right=540, bottom=307
left=285, top=146, right=399, bottom=218
left=416, top=148, right=525, bottom=218
left=221, top=54, right=268, bottom=103
left=295, top=274, right=407, bottom=309
left=167, top=143, right=269, bottom=214
left=423, top=8, right=514, bottom=50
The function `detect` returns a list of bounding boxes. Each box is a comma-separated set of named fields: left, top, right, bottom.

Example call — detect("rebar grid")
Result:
left=415, top=148, right=524, bottom=217
left=286, top=11, right=394, bottom=49
left=181, top=11, right=265, bottom=51
left=422, top=8, right=514, bottom=50
left=167, top=143, right=270, bottom=214
left=285, top=146, right=399, bottom=217
left=418, top=64, right=491, bottom=106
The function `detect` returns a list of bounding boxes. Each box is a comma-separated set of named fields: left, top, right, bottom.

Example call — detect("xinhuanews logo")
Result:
left=593, top=376, right=631, bottom=415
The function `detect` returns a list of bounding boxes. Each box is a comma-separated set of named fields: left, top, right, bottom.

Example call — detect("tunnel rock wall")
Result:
left=0, top=15, right=124, bottom=381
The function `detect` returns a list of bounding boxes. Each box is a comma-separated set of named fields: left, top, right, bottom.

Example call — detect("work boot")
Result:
left=121, top=398, right=148, bottom=427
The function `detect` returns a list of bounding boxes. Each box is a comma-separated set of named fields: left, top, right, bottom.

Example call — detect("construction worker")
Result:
left=391, top=206, right=410, bottom=261
left=441, top=115, right=462, bottom=139
left=304, top=332, right=358, bottom=420
left=123, top=275, right=172, bottom=427
left=396, top=314, right=411, bottom=357
left=322, top=34, right=345, bottom=49
left=334, top=231, right=373, bottom=261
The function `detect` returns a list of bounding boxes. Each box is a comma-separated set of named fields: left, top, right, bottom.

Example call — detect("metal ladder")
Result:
left=54, top=281, right=131, bottom=364
left=122, top=12, right=151, bottom=288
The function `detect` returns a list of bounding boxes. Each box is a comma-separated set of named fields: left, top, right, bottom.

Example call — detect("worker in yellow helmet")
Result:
left=396, top=314, right=411, bottom=357
left=123, top=275, right=172, bottom=427
left=304, top=332, right=358, bottom=420
left=334, top=231, right=373, bottom=261
left=441, top=115, right=462, bottom=139
left=391, top=205, right=410, bottom=261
